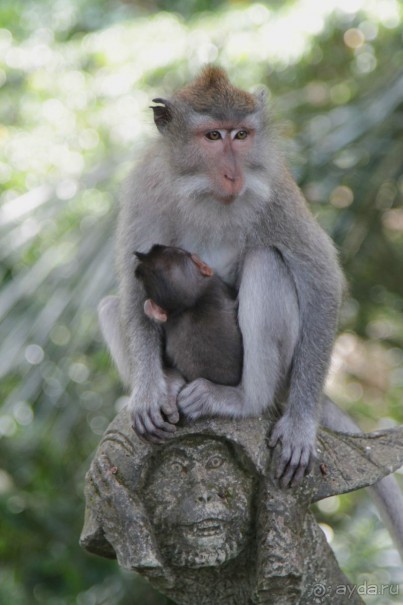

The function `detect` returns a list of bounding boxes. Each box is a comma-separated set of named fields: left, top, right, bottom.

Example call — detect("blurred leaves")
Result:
left=0, top=0, right=403, bottom=604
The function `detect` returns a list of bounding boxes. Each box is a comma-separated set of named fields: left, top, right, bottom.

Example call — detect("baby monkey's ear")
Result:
left=191, top=254, right=214, bottom=277
left=144, top=299, right=168, bottom=323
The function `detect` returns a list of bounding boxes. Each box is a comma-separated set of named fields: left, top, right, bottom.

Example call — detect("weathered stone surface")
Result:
left=80, top=410, right=403, bottom=604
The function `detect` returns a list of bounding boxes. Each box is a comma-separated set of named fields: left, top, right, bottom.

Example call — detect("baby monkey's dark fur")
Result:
left=135, top=245, right=242, bottom=386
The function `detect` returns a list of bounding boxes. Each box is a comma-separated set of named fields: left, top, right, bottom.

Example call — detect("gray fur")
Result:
left=104, top=73, right=344, bottom=473
left=98, top=67, right=403, bottom=565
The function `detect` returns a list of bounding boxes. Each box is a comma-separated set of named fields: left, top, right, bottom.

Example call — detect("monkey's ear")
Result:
left=134, top=251, right=147, bottom=261
left=144, top=299, right=168, bottom=323
left=150, top=98, right=173, bottom=133
left=191, top=254, right=214, bottom=277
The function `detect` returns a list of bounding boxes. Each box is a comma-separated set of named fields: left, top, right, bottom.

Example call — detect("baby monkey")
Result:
left=135, top=245, right=242, bottom=386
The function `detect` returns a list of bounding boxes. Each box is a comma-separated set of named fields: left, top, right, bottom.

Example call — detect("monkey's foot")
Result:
left=164, top=368, right=185, bottom=424
left=268, top=414, right=316, bottom=488
left=129, top=381, right=179, bottom=444
left=178, top=378, right=243, bottom=420
left=177, top=378, right=216, bottom=420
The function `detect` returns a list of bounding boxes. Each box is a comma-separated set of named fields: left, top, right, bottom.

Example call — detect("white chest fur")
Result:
left=178, top=236, right=239, bottom=285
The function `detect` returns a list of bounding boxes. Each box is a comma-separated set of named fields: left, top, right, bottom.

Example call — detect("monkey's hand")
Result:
left=164, top=368, right=185, bottom=422
left=129, top=376, right=180, bottom=444
left=178, top=378, right=243, bottom=420
left=268, top=413, right=317, bottom=488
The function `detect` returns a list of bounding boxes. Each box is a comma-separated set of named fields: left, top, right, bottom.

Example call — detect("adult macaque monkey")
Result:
left=99, top=67, right=403, bottom=549
left=100, top=65, right=338, bottom=485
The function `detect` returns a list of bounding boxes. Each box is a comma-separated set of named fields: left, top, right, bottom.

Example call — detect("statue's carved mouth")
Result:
left=183, top=519, right=226, bottom=538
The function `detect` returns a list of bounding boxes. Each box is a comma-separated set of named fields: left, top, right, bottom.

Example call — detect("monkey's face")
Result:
left=151, top=67, right=269, bottom=205
left=190, top=123, right=256, bottom=202
left=143, top=437, right=254, bottom=568
left=135, top=245, right=212, bottom=312
left=168, top=116, right=268, bottom=206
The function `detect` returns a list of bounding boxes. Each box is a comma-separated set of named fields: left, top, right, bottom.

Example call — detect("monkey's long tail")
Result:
left=321, top=397, right=403, bottom=561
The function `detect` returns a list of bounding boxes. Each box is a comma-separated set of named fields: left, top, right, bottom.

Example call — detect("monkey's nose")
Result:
left=221, top=172, right=244, bottom=197
left=196, top=492, right=213, bottom=504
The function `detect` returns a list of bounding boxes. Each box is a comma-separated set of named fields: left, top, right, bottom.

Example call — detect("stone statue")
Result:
left=80, top=411, right=403, bottom=604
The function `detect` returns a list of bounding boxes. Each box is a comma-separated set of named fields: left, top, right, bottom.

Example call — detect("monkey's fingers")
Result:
left=143, top=415, right=176, bottom=442
left=132, top=411, right=174, bottom=444
left=178, top=400, right=204, bottom=420
left=178, top=380, right=200, bottom=402
left=165, top=411, right=180, bottom=424
left=274, top=443, right=292, bottom=481
left=161, top=397, right=180, bottom=424
left=177, top=378, right=212, bottom=420
left=290, top=449, right=315, bottom=487
left=149, top=408, right=177, bottom=433
left=133, top=414, right=152, bottom=442
left=267, top=433, right=279, bottom=449
left=133, top=426, right=172, bottom=445
left=278, top=448, right=304, bottom=488
left=275, top=445, right=315, bottom=488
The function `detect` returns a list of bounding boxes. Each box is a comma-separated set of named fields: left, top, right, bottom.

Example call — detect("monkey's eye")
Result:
left=170, top=460, right=187, bottom=473
left=234, top=130, right=248, bottom=140
left=206, top=455, right=224, bottom=469
left=205, top=131, right=222, bottom=141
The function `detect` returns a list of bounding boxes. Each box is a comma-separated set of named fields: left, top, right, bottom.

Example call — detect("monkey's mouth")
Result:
left=216, top=193, right=237, bottom=205
left=183, top=519, right=226, bottom=538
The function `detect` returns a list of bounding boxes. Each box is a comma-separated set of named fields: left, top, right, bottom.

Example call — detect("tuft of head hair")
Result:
left=175, top=66, right=257, bottom=118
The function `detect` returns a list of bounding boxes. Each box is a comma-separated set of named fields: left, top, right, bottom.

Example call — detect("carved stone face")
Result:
left=143, top=436, right=255, bottom=568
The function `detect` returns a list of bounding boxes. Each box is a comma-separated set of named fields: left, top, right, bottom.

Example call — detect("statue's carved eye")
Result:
left=170, top=460, right=187, bottom=473
left=206, top=455, right=224, bottom=469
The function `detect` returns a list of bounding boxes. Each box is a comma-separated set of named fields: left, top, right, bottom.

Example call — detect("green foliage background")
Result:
left=0, top=1, right=402, bottom=603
